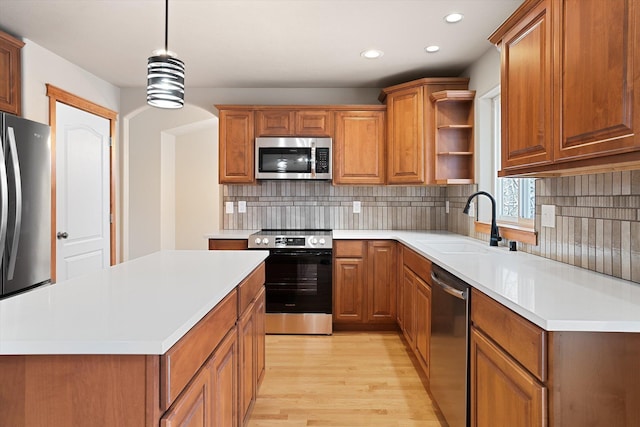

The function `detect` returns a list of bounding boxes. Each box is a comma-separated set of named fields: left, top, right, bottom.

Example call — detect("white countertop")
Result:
left=205, top=230, right=258, bottom=239
left=334, top=230, right=640, bottom=333
left=0, top=250, right=268, bottom=355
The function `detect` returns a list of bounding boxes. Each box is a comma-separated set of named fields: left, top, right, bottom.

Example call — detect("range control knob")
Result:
left=319, top=238, right=326, bottom=245
left=311, top=238, right=318, bottom=245
left=262, top=238, right=270, bottom=245
left=254, top=237, right=262, bottom=245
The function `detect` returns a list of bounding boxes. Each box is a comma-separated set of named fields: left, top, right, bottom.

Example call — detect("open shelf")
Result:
left=431, top=90, right=476, bottom=184
left=437, top=124, right=473, bottom=129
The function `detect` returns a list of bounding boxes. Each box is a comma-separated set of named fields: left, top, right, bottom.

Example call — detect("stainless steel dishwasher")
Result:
left=430, top=264, right=471, bottom=427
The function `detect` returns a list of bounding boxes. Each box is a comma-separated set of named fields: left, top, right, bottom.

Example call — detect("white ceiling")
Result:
left=0, top=0, right=523, bottom=89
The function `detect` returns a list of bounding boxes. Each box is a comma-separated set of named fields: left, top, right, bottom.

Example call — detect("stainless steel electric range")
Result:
left=248, top=229, right=332, bottom=335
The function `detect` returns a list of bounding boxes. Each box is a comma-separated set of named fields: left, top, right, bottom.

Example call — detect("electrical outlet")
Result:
left=225, top=201, right=234, bottom=214
left=445, top=200, right=450, bottom=214
left=353, top=201, right=361, bottom=214
left=238, top=201, right=247, bottom=213
left=541, top=204, right=556, bottom=228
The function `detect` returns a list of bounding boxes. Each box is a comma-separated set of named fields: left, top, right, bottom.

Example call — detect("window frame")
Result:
left=491, top=92, right=535, bottom=229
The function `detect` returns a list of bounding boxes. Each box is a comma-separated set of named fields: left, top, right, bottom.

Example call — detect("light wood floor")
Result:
left=247, top=331, right=445, bottom=426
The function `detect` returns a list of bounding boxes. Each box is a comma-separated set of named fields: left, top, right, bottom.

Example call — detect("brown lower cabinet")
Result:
left=210, top=328, right=239, bottom=427
left=470, top=287, right=640, bottom=426
left=333, top=240, right=397, bottom=328
left=208, top=239, right=249, bottom=250
left=470, top=328, right=546, bottom=427
left=162, top=327, right=239, bottom=427
left=238, top=287, right=265, bottom=425
left=398, top=245, right=432, bottom=378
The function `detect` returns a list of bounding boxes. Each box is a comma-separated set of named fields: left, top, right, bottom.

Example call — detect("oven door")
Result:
left=264, top=249, right=332, bottom=314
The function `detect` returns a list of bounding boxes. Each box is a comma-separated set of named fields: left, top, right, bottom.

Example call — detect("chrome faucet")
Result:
left=463, top=191, right=502, bottom=247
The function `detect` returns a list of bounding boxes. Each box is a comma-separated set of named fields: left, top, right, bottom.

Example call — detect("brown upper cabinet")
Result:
left=218, top=108, right=255, bottom=184
left=379, top=77, right=470, bottom=185
left=333, top=108, right=386, bottom=185
left=490, top=0, right=640, bottom=176
left=256, top=108, right=332, bottom=137
left=0, top=30, right=24, bottom=116
left=217, top=105, right=387, bottom=185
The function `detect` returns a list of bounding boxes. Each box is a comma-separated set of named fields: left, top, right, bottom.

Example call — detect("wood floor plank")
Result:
left=248, top=331, right=444, bottom=426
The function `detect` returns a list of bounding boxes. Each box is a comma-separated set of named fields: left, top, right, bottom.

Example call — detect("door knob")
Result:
left=57, top=231, right=69, bottom=240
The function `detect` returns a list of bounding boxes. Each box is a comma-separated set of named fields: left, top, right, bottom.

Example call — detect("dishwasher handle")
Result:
left=431, top=271, right=467, bottom=300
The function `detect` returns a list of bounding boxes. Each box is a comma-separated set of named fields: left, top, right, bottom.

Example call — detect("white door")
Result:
left=56, top=102, right=111, bottom=281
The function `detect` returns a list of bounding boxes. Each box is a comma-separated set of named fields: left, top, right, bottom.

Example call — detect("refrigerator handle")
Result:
left=6, top=127, right=21, bottom=280
left=0, top=133, right=7, bottom=268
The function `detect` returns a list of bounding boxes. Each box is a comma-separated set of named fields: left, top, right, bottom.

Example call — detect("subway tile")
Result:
left=631, top=171, right=640, bottom=195
left=622, top=171, right=632, bottom=195
left=630, top=222, right=640, bottom=282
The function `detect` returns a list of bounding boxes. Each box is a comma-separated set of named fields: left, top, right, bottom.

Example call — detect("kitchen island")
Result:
left=0, top=250, right=268, bottom=427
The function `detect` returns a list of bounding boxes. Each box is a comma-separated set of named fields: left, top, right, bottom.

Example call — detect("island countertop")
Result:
left=0, top=250, right=268, bottom=355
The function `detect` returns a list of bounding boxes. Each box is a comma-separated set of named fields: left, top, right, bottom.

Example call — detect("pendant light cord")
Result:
left=164, top=0, right=169, bottom=54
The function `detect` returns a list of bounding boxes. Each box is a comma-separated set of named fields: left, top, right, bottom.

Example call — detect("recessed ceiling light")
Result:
left=425, top=45, right=440, bottom=53
left=444, top=13, right=464, bottom=23
left=361, top=49, right=384, bottom=59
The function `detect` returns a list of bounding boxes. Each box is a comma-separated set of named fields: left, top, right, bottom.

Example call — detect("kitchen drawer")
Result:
left=238, top=263, right=266, bottom=315
left=160, top=289, right=238, bottom=410
left=402, top=246, right=431, bottom=281
left=471, top=289, right=546, bottom=381
left=334, top=240, right=365, bottom=257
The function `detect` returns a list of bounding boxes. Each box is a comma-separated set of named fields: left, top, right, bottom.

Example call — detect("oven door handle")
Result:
left=270, top=251, right=332, bottom=257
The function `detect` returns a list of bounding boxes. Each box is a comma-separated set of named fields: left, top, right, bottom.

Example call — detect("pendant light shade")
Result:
left=147, top=54, right=185, bottom=108
left=147, top=0, right=184, bottom=109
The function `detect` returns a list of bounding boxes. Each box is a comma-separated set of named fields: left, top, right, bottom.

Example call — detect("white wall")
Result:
left=125, top=105, right=214, bottom=259
left=119, top=87, right=382, bottom=119
left=174, top=120, right=219, bottom=250
left=460, top=46, right=501, bottom=222
left=21, top=38, right=120, bottom=125
left=160, top=133, right=176, bottom=250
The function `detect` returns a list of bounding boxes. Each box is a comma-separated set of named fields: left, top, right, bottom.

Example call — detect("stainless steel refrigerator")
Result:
left=0, top=113, right=51, bottom=298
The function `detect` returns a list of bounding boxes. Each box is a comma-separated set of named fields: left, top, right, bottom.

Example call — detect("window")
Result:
left=491, top=94, right=535, bottom=226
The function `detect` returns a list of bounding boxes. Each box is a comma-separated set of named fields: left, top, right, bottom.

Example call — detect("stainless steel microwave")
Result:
left=255, top=137, right=332, bottom=180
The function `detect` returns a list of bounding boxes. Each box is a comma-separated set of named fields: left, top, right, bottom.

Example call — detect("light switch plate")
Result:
left=541, top=204, right=556, bottom=228
left=238, top=201, right=247, bottom=213
left=225, top=201, right=234, bottom=214
left=353, top=201, right=361, bottom=214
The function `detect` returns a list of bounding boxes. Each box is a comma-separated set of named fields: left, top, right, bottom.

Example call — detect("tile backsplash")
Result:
left=448, top=172, right=640, bottom=284
left=223, top=171, right=640, bottom=284
left=223, top=181, right=447, bottom=230
left=529, top=171, right=640, bottom=283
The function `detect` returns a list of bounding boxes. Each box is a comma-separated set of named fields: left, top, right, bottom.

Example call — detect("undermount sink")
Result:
left=418, top=241, right=489, bottom=255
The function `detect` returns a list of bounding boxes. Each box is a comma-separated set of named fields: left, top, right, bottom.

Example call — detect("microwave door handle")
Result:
left=310, top=141, right=316, bottom=178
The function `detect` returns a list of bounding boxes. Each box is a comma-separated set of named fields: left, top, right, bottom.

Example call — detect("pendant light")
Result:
left=147, top=0, right=185, bottom=109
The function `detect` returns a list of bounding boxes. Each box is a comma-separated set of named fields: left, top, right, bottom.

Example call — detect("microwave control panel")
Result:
left=316, top=148, right=330, bottom=173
